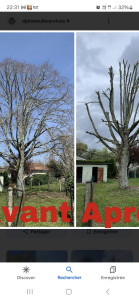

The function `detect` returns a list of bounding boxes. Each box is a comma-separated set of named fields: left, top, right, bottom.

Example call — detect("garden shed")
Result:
left=76, top=160, right=108, bottom=183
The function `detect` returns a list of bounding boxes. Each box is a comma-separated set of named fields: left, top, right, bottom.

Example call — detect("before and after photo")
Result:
left=0, top=31, right=138, bottom=228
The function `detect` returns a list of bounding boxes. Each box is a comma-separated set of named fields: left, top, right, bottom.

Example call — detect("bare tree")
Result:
left=0, top=59, right=73, bottom=194
left=85, top=61, right=139, bottom=189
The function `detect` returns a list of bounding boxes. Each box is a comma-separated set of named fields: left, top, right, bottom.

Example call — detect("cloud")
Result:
left=77, top=35, right=108, bottom=76
left=76, top=102, right=119, bottom=149
left=120, top=35, right=139, bottom=65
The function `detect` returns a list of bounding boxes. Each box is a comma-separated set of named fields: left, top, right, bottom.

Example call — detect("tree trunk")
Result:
left=118, top=148, right=129, bottom=189
left=17, top=153, right=24, bottom=197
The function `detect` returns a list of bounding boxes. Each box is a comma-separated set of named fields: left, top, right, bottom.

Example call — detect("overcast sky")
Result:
left=76, top=32, right=139, bottom=149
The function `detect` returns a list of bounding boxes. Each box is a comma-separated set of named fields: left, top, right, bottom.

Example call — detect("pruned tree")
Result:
left=85, top=61, right=139, bottom=189
left=0, top=59, right=73, bottom=194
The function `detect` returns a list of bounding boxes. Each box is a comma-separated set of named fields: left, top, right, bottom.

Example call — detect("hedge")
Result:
left=25, top=174, right=49, bottom=186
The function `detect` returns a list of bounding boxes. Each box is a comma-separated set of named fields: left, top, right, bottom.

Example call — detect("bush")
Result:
left=47, top=159, right=64, bottom=179
left=64, top=173, right=74, bottom=197
left=25, top=174, right=49, bottom=186
left=64, top=173, right=74, bottom=225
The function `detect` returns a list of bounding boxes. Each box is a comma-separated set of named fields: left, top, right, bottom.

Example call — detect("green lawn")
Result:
left=0, top=183, right=72, bottom=227
left=76, top=178, right=139, bottom=227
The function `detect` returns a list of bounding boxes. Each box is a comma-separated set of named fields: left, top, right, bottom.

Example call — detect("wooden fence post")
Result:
left=84, top=181, right=93, bottom=227
left=31, top=177, right=33, bottom=190
left=7, top=187, right=13, bottom=227
left=59, top=180, right=62, bottom=192
left=48, top=181, right=50, bottom=191
left=71, top=186, right=74, bottom=226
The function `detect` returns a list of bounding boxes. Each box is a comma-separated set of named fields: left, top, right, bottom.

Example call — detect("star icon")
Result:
left=22, top=266, right=30, bottom=273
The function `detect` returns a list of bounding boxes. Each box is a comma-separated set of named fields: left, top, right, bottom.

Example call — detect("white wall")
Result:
left=77, top=165, right=108, bottom=183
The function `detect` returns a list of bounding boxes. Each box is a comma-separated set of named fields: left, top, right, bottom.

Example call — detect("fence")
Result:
left=7, top=187, right=25, bottom=227
left=84, top=181, right=93, bottom=227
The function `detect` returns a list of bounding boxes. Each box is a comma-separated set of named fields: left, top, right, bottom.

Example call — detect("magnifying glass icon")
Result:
left=66, top=266, right=73, bottom=273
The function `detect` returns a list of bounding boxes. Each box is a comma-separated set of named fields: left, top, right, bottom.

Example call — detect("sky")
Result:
left=0, top=32, right=74, bottom=84
left=76, top=32, right=139, bottom=149
left=0, top=32, right=74, bottom=166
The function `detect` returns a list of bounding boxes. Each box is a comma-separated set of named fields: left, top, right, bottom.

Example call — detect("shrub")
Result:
left=64, top=173, right=74, bottom=225
left=25, top=174, right=49, bottom=186
left=47, top=159, right=64, bottom=179
left=64, top=173, right=74, bottom=197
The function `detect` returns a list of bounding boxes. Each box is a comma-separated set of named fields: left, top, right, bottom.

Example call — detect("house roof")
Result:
left=76, top=160, right=110, bottom=165
left=31, top=163, right=49, bottom=171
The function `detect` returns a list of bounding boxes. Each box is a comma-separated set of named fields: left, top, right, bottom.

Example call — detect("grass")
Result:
left=76, top=178, right=139, bottom=228
left=0, top=182, right=72, bottom=227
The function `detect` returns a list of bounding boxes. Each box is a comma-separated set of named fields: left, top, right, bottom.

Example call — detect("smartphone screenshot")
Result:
left=0, top=0, right=139, bottom=299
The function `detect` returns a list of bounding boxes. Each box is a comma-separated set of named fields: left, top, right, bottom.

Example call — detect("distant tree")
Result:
left=86, top=61, right=139, bottom=189
left=86, top=147, right=114, bottom=161
left=76, top=140, right=88, bottom=157
left=47, top=159, right=64, bottom=179
left=76, top=142, right=115, bottom=161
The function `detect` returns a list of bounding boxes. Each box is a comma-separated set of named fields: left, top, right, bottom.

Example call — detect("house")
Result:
left=76, top=159, right=108, bottom=183
left=24, top=162, right=49, bottom=180
left=30, top=163, right=49, bottom=176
